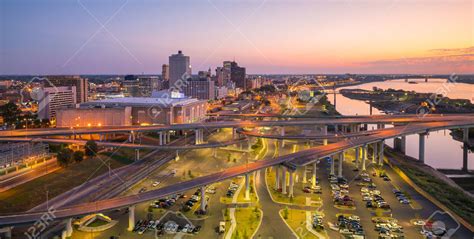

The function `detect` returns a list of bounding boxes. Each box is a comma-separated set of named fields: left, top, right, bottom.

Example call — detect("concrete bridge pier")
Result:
left=330, top=155, right=335, bottom=175
left=378, top=140, right=385, bottom=166
left=281, top=167, right=287, bottom=194
left=288, top=170, right=295, bottom=197
left=302, top=165, right=307, bottom=184
left=167, top=131, right=171, bottom=143
left=245, top=173, right=251, bottom=200
left=159, top=132, right=163, bottom=145
left=311, top=162, right=317, bottom=188
left=128, top=205, right=135, bottom=231
left=175, top=150, right=180, bottom=161
left=280, top=127, right=286, bottom=147
left=195, top=129, right=201, bottom=145
left=355, top=147, right=360, bottom=169
left=462, top=128, right=470, bottom=172
left=362, top=144, right=368, bottom=171
left=462, top=143, right=468, bottom=172
left=200, top=186, right=207, bottom=212
left=400, top=136, right=406, bottom=153
left=322, top=125, right=328, bottom=145
left=135, top=149, right=140, bottom=161
left=0, top=227, right=12, bottom=239
left=65, top=218, right=73, bottom=238
left=372, top=143, right=378, bottom=164
left=275, top=166, right=280, bottom=189
left=338, top=152, right=344, bottom=177
left=419, top=133, right=427, bottom=163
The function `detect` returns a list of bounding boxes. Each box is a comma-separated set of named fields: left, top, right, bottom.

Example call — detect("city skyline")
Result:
left=1, top=0, right=472, bottom=75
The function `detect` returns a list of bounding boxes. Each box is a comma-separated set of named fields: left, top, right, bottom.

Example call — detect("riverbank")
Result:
left=340, top=88, right=474, bottom=114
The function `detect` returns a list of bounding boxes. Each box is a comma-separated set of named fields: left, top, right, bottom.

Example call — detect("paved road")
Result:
left=254, top=138, right=296, bottom=239
left=0, top=159, right=59, bottom=193
left=0, top=137, right=247, bottom=150
left=0, top=114, right=472, bottom=138
left=1, top=120, right=474, bottom=226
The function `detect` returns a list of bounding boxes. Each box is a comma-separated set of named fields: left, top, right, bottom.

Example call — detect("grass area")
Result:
left=237, top=174, right=258, bottom=203
left=0, top=151, right=133, bottom=213
left=398, top=163, right=474, bottom=224
left=233, top=207, right=261, bottom=239
left=266, top=168, right=321, bottom=205
left=87, top=219, right=109, bottom=227
left=280, top=208, right=319, bottom=239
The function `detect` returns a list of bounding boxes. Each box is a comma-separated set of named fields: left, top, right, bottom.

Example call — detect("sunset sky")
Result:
left=0, top=0, right=472, bottom=74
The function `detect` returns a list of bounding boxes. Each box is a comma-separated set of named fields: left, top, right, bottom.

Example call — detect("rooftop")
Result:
left=81, top=96, right=203, bottom=108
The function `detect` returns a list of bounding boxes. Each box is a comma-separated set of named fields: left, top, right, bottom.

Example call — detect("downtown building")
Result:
left=169, top=50, right=191, bottom=90
left=45, top=75, right=88, bottom=103
left=222, top=61, right=247, bottom=90
left=122, top=75, right=160, bottom=97
left=57, top=93, right=207, bottom=126
left=38, top=86, right=77, bottom=120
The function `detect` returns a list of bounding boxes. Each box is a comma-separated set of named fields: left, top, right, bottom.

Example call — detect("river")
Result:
left=327, top=78, right=474, bottom=170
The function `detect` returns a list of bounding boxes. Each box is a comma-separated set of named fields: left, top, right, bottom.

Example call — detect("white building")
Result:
left=38, top=86, right=77, bottom=120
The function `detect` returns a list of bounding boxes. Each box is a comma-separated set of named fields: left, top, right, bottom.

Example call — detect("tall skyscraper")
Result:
left=169, top=50, right=191, bottom=90
left=162, top=64, right=169, bottom=81
left=215, top=67, right=225, bottom=87
left=222, top=61, right=246, bottom=89
left=45, top=75, right=88, bottom=103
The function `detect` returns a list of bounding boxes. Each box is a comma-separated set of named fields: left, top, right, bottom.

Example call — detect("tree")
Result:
left=57, top=148, right=73, bottom=167
left=85, top=140, right=98, bottom=157
left=73, top=151, right=84, bottom=162
left=0, top=102, right=21, bottom=126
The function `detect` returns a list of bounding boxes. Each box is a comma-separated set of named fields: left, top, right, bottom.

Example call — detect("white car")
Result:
left=413, top=220, right=426, bottom=226
left=360, top=187, right=369, bottom=193
left=340, top=189, right=349, bottom=194
left=152, top=181, right=161, bottom=187
left=339, top=184, right=349, bottom=189
left=370, top=190, right=381, bottom=195
left=348, top=215, right=360, bottom=222
left=362, top=196, right=373, bottom=201
left=330, top=184, right=340, bottom=190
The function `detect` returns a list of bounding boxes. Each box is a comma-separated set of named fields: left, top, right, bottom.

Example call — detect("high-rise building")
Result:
left=123, top=75, right=159, bottom=97
left=46, top=75, right=88, bottom=103
left=122, top=75, right=139, bottom=97
left=169, top=50, right=191, bottom=90
left=183, top=78, right=215, bottom=100
left=38, top=86, right=77, bottom=120
left=215, top=67, right=225, bottom=87
left=162, top=64, right=169, bottom=81
left=222, top=61, right=246, bottom=89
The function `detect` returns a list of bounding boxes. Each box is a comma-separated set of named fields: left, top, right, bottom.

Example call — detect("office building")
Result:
left=169, top=50, right=191, bottom=90
left=183, top=78, right=215, bottom=100
left=222, top=61, right=246, bottom=89
left=162, top=64, right=169, bottom=81
left=38, top=86, right=77, bottom=120
left=122, top=75, right=159, bottom=97
left=46, top=75, right=88, bottom=103
left=215, top=67, right=225, bottom=87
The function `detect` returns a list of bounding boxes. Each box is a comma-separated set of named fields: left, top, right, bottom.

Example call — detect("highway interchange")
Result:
left=0, top=114, right=473, bottom=238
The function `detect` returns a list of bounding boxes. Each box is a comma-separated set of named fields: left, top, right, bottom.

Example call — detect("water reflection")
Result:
left=326, top=79, right=473, bottom=170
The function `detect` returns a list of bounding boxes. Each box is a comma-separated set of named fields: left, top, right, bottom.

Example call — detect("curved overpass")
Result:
left=0, top=114, right=472, bottom=138
left=0, top=137, right=247, bottom=150
left=0, top=119, right=472, bottom=226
